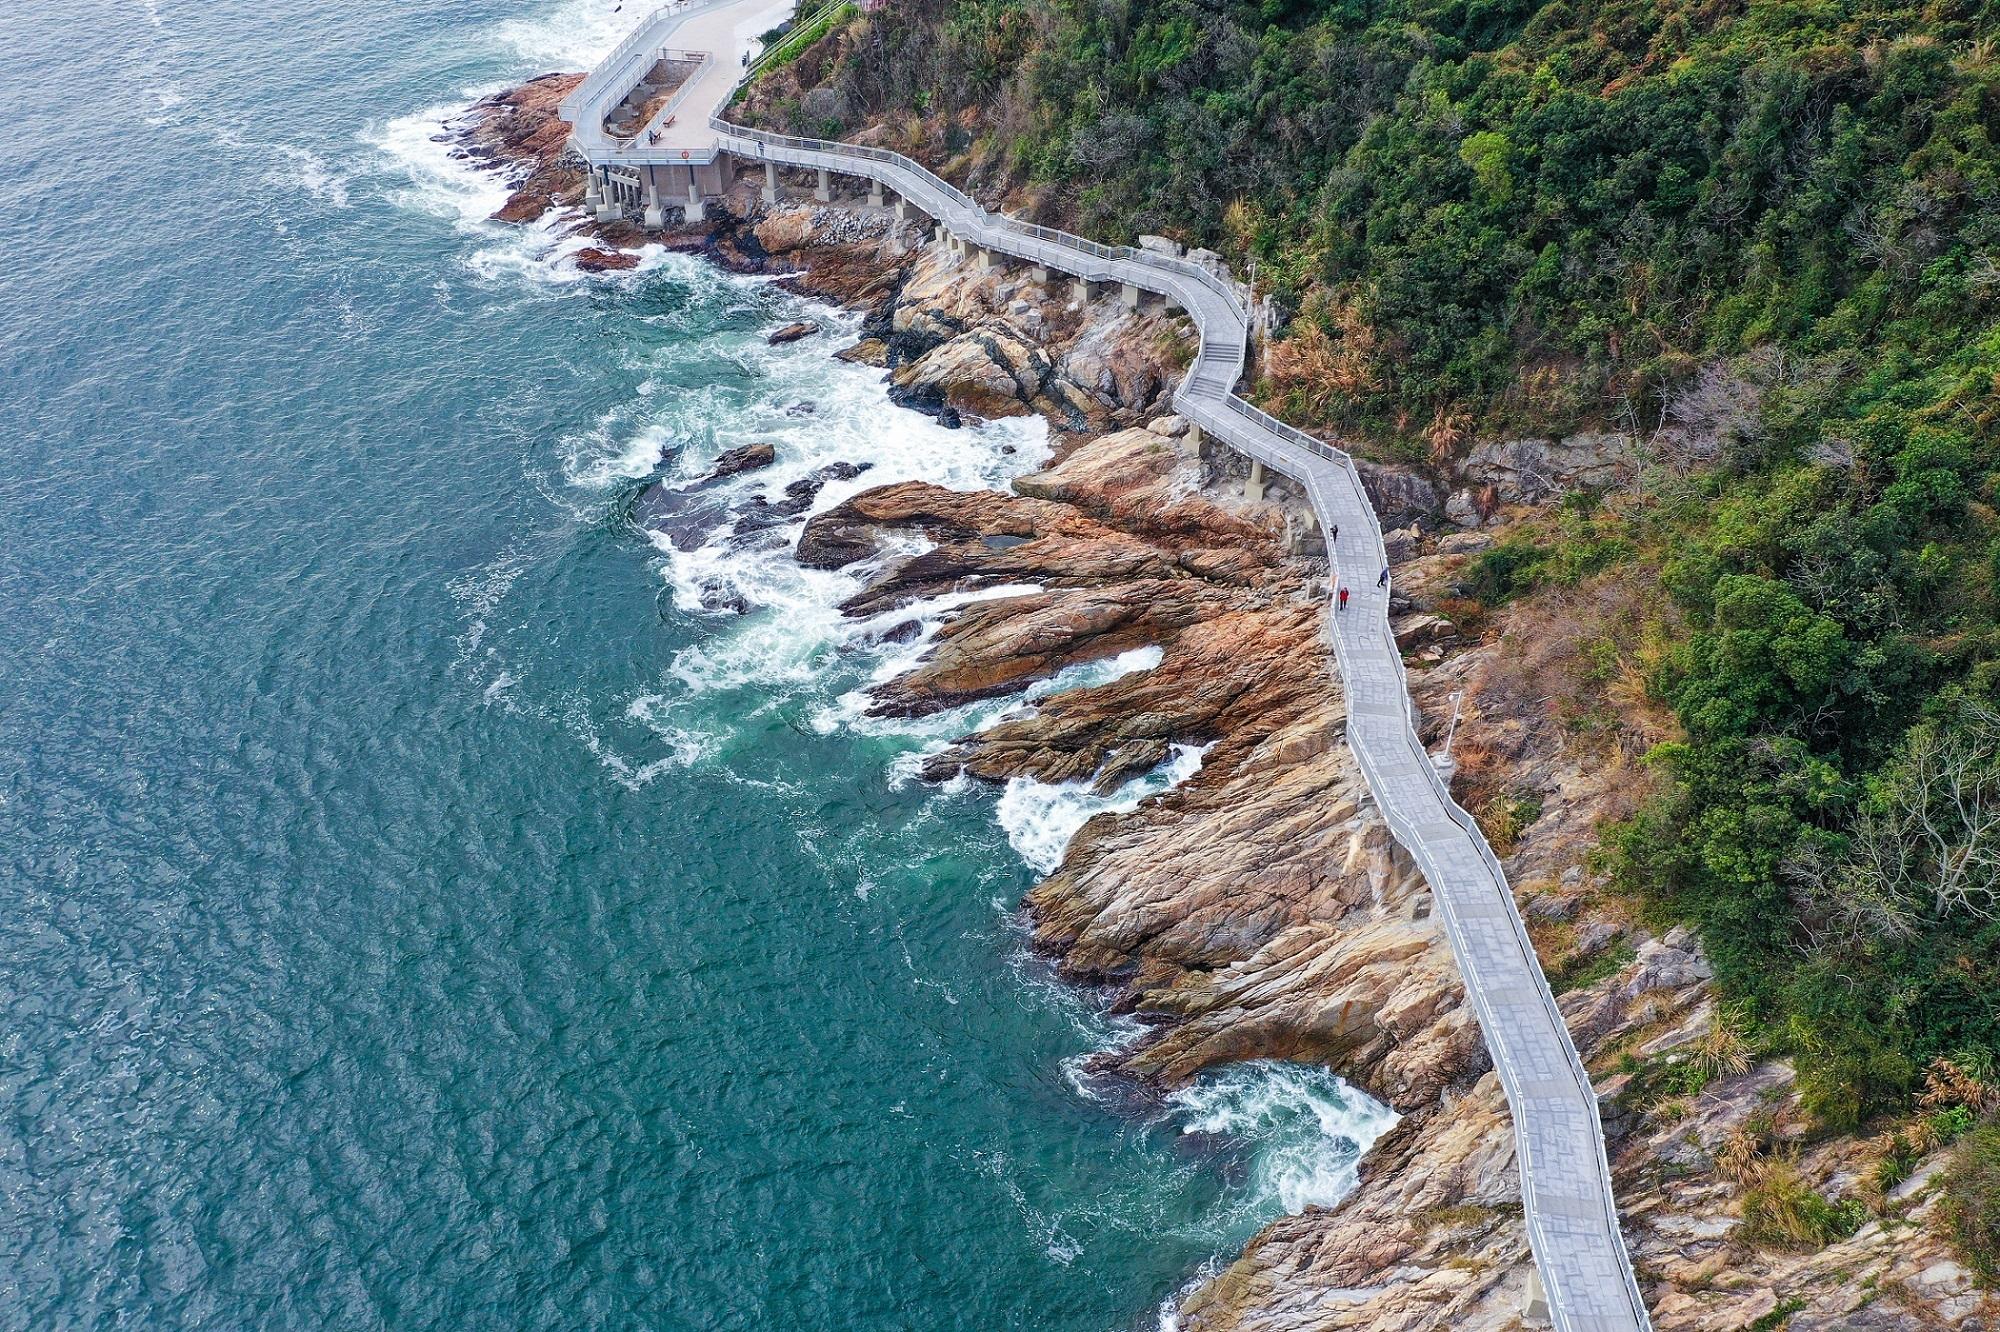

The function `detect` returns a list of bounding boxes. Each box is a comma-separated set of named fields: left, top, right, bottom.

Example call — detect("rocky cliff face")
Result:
left=466, top=79, right=1996, bottom=1332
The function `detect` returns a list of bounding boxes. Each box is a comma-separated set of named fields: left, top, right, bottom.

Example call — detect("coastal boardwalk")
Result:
left=562, top=6, right=1655, bottom=1330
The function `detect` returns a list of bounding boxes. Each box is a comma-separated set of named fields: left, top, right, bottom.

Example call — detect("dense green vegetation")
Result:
left=757, top=0, right=2000, bottom=436
left=759, top=0, right=2000, bottom=1261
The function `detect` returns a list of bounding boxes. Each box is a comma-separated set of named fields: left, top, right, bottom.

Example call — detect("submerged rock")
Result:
left=574, top=247, right=640, bottom=273
left=767, top=321, right=819, bottom=345
left=704, top=442, right=776, bottom=481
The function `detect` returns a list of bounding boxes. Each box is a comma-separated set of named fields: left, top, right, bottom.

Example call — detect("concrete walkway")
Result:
left=562, top=8, right=1655, bottom=1330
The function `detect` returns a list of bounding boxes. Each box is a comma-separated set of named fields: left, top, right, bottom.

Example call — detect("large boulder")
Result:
left=703, top=442, right=776, bottom=481
left=1461, top=431, right=1633, bottom=504
left=1356, top=459, right=1444, bottom=528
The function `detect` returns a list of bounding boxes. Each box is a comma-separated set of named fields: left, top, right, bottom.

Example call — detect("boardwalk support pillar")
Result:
left=684, top=182, right=706, bottom=224
left=867, top=180, right=885, bottom=207
left=642, top=167, right=664, bottom=229
left=1121, top=281, right=1142, bottom=310
left=762, top=162, right=778, bottom=203
left=814, top=167, right=832, bottom=202
left=974, top=246, right=996, bottom=273
left=892, top=196, right=918, bottom=222
left=1029, top=264, right=1050, bottom=284
left=1245, top=458, right=1266, bottom=502
left=1523, top=1269, right=1550, bottom=1324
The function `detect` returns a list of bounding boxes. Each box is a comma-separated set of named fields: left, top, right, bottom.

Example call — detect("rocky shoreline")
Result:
left=457, top=81, right=1997, bottom=1332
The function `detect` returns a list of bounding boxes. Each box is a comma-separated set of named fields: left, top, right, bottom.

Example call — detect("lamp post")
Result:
left=1442, top=690, right=1465, bottom=756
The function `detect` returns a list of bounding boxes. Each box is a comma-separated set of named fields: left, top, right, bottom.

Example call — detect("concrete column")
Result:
left=684, top=183, right=706, bottom=224
left=1245, top=458, right=1266, bottom=502
left=641, top=167, right=664, bottom=229
left=814, top=167, right=832, bottom=203
left=1523, top=1269, right=1549, bottom=1324
left=1029, top=264, right=1050, bottom=284
left=1070, top=277, right=1091, bottom=304
left=1121, top=281, right=1142, bottom=310
left=867, top=180, right=885, bottom=207
left=892, top=197, right=918, bottom=222
left=975, top=247, right=996, bottom=273
left=763, top=162, right=778, bottom=204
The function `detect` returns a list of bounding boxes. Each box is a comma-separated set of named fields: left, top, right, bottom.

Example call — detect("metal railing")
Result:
left=738, top=0, right=851, bottom=83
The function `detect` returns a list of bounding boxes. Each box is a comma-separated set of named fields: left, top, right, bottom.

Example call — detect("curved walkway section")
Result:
left=563, top=9, right=1652, bottom=1329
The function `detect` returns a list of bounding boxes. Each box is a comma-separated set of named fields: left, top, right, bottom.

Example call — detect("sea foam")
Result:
left=1169, top=1062, right=1398, bottom=1216
left=997, top=742, right=1209, bottom=876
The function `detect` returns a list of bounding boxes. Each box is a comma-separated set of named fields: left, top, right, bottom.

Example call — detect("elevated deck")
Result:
left=561, top=8, right=1656, bottom=1330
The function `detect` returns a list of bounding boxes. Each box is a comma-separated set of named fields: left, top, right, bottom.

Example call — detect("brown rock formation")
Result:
left=806, top=418, right=1486, bottom=1116
left=574, top=247, right=640, bottom=272
left=460, top=73, right=589, bottom=224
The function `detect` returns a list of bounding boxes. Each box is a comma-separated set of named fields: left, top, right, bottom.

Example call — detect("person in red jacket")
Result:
left=1337, top=585, right=1350, bottom=611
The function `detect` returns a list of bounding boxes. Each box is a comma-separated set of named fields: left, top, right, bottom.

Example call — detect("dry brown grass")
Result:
left=1715, top=1124, right=1766, bottom=1184
left=1920, top=1058, right=1998, bottom=1116
left=1483, top=563, right=1681, bottom=768
left=1424, top=404, right=1472, bottom=467
left=1262, top=300, right=1381, bottom=423
left=1692, top=1009, right=1756, bottom=1081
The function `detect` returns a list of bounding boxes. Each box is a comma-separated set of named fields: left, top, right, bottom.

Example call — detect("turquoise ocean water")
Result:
left=0, top=3, right=1389, bottom=1327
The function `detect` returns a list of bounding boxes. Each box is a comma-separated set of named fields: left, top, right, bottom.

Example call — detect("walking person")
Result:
left=1329, top=523, right=1339, bottom=545
left=1377, top=566, right=1390, bottom=588
left=1338, top=585, right=1350, bottom=612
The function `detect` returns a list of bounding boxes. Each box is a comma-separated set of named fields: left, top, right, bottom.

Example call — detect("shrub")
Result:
left=1938, top=1121, right=2000, bottom=1286
left=1871, top=1132, right=1919, bottom=1197
left=1692, top=1009, right=1756, bottom=1080
left=1739, top=1159, right=1868, bottom=1250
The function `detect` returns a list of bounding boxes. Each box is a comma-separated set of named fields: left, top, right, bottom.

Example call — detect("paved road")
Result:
left=563, top=8, right=1654, bottom=1330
